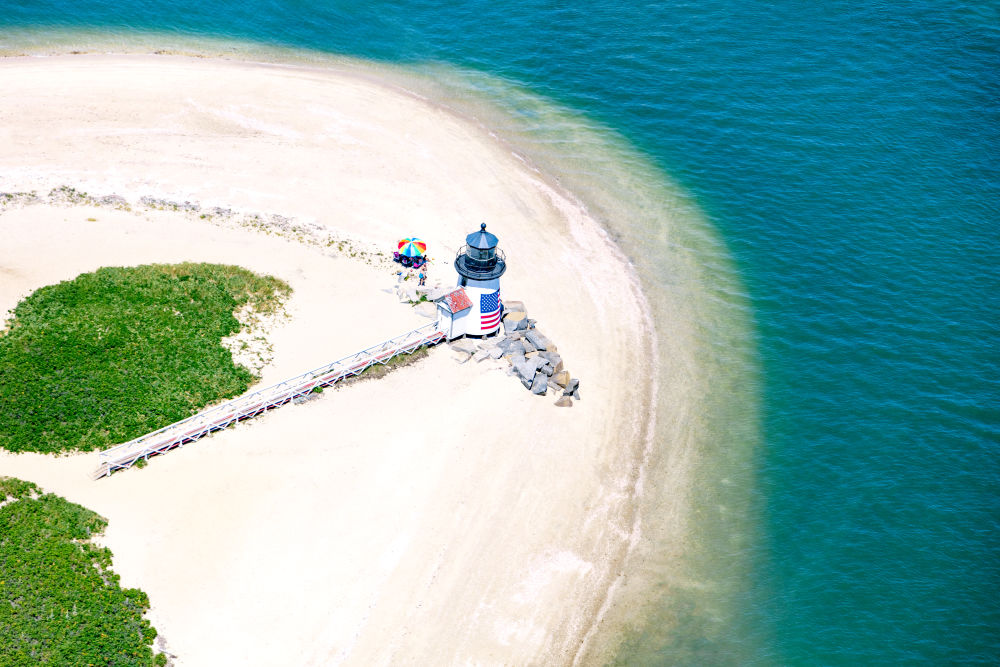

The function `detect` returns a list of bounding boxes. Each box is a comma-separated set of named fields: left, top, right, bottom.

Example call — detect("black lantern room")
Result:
left=455, top=223, right=507, bottom=282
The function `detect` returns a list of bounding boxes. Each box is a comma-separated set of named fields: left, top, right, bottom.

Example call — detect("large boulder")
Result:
left=488, top=346, right=504, bottom=360
left=503, top=300, right=527, bottom=314
left=515, top=356, right=548, bottom=383
left=554, top=395, right=573, bottom=407
left=514, top=360, right=535, bottom=384
left=540, top=350, right=564, bottom=374
left=501, top=341, right=524, bottom=361
left=449, top=339, right=479, bottom=355
left=564, top=378, right=581, bottom=400
left=499, top=338, right=525, bottom=356
left=502, top=317, right=521, bottom=335
left=552, top=370, right=570, bottom=388
left=527, top=356, right=548, bottom=374
left=522, top=337, right=537, bottom=353
left=525, top=330, right=551, bottom=351
left=503, top=310, right=527, bottom=324
left=530, top=372, right=548, bottom=395
left=473, top=349, right=490, bottom=363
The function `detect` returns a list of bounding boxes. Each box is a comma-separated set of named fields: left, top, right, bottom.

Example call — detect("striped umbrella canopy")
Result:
left=398, top=237, right=427, bottom=257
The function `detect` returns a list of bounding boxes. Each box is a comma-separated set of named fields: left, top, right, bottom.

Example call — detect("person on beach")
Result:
left=418, top=268, right=426, bottom=286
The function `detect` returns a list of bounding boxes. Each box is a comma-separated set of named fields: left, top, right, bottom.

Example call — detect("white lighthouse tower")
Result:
left=454, top=223, right=507, bottom=336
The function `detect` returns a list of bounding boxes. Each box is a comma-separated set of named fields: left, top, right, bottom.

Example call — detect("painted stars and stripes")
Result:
left=480, top=289, right=502, bottom=331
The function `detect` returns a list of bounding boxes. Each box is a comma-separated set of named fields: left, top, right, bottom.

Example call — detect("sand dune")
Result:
left=0, top=55, right=654, bottom=665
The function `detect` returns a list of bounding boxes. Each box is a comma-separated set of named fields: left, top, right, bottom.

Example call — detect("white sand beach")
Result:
left=0, top=55, right=655, bottom=665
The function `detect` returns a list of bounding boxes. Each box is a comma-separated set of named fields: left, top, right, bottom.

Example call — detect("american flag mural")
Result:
left=480, top=289, right=502, bottom=331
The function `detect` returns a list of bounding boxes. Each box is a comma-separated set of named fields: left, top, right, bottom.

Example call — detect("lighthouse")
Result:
left=454, top=223, right=507, bottom=336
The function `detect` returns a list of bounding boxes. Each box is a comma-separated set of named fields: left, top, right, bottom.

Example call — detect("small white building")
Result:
left=434, top=287, right=474, bottom=340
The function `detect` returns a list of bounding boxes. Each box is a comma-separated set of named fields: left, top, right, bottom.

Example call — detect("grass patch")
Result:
left=0, top=263, right=290, bottom=454
left=0, top=477, right=160, bottom=666
left=339, top=345, right=430, bottom=386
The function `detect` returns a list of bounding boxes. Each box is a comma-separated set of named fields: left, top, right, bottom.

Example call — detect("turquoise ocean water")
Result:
left=2, top=2, right=998, bottom=664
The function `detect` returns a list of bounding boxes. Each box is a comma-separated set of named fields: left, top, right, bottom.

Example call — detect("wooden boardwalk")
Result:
left=93, top=323, right=444, bottom=479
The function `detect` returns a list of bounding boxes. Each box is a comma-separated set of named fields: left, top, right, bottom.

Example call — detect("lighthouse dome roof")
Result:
left=466, top=223, right=498, bottom=249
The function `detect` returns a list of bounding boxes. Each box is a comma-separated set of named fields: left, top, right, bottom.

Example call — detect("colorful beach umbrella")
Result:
left=398, top=237, right=427, bottom=257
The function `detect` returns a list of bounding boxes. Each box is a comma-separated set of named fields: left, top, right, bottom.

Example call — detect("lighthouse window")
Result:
left=475, top=248, right=491, bottom=260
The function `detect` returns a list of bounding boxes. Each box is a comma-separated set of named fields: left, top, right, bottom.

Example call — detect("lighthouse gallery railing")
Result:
left=93, top=322, right=445, bottom=479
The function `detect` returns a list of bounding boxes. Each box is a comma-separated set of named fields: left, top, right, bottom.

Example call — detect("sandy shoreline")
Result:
left=0, top=55, right=656, bottom=665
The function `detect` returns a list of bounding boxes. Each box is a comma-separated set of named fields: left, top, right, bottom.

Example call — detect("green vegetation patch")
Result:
left=0, top=263, right=290, bottom=453
left=339, top=345, right=429, bottom=386
left=0, top=477, right=161, bottom=666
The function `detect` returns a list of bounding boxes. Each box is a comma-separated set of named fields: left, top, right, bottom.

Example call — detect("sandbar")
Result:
left=0, top=55, right=654, bottom=665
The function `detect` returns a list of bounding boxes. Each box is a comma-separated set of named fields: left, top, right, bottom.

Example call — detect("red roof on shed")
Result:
left=437, top=287, right=473, bottom=314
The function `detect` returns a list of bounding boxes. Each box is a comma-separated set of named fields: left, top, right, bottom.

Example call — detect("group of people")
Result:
left=395, top=255, right=429, bottom=286
left=393, top=240, right=429, bottom=286
left=395, top=253, right=427, bottom=269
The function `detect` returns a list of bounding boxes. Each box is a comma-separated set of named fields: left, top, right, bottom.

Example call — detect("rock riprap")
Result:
left=446, top=300, right=580, bottom=407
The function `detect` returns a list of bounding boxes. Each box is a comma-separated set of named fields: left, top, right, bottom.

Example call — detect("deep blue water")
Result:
left=3, top=1, right=999, bottom=663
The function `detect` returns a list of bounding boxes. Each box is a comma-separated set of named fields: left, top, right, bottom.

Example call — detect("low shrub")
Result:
left=0, top=476, right=159, bottom=665
left=0, top=263, right=290, bottom=453
left=339, top=345, right=429, bottom=386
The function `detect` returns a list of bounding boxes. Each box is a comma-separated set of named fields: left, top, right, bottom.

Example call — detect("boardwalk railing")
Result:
left=93, top=322, right=444, bottom=479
